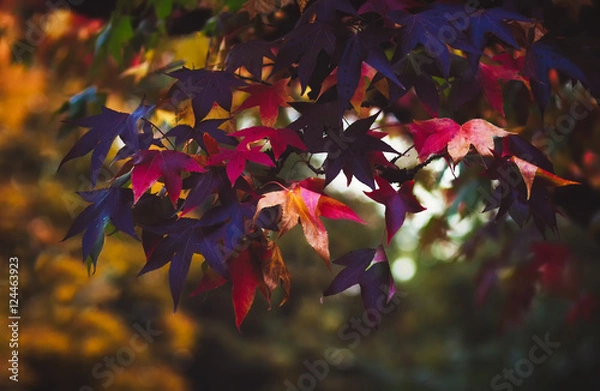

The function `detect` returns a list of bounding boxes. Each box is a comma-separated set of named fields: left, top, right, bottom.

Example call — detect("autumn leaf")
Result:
left=165, top=118, right=236, bottom=150
left=225, top=39, right=276, bottom=81
left=237, top=79, right=292, bottom=127
left=323, top=246, right=396, bottom=320
left=389, top=5, right=475, bottom=78
left=322, top=113, right=398, bottom=189
left=64, top=186, right=137, bottom=268
left=271, top=21, right=336, bottom=92
left=256, top=240, right=291, bottom=307
left=208, top=146, right=275, bottom=185
left=131, top=149, right=206, bottom=206
left=408, top=118, right=511, bottom=163
left=510, top=156, right=579, bottom=200
left=59, top=101, right=154, bottom=186
left=228, top=247, right=265, bottom=329
left=478, top=55, right=529, bottom=116
left=319, top=63, right=377, bottom=114
left=167, top=67, right=246, bottom=121
left=254, top=178, right=365, bottom=265
left=337, top=29, right=403, bottom=114
left=138, top=218, right=228, bottom=309
left=229, top=126, right=306, bottom=160
left=365, top=177, right=425, bottom=244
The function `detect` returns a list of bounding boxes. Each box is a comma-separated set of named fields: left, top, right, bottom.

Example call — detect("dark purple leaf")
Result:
left=323, top=246, right=396, bottom=319
left=59, top=101, right=154, bottom=186
left=63, top=186, right=137, bottom=266
left=167, top=67, right=246, bottom=121
left=225, top=39, right=275, bottom=80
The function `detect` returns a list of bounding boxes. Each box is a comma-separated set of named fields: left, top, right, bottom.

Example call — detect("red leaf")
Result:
left=230, top=126, right=306, bottom=160
left=131, top=150, right=205, bottom=206
left=408, top=118, right=511, bottom=163
left=229, top=248, right=264, bottom=330
left=478, top=55, right=529, bottom=115
left=209, top=146, right=275, bottom=185
left=237, top=79, right=292, bottom=127
left=190, top=265, right=228, bottom=296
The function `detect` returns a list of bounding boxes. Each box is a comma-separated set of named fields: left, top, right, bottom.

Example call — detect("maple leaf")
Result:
left=271, top=21, right=336, bottom=92
left=131, top=149, right=205, bottom=206
left=322, top=246, right=396, bottom=319
left=167, top=67, right=246, bottom=121
left=209, top=146, right=275, bottom=185
left=288, top=99, right=341, bottom=151
left=258, top=240, right=291, bottom=306
left=387, top=53, right=443, bottom=115
left=254, top=178, right=365, bottom=265
left=191, top=263, right=228, bottom=295
left=322, top=114, right=398, bottom=189
left=510, top=156, right=579, bottom=200
left=181, top=168, right=229, bottom=215
left=165, top=118, right=236, bottom=150
left=59, top=101, right=154, bottom=186
left=229, top=126, right=306, bottom=160
left=237, top=79, right=292, bottom=127
left=191, top=238, right=290, bottom=329
left=465, top=7, right=530, bottom=64
left=226, top=40, right=276, bottom=81
left=337, top=29, right=404, bottom=114
left=389, top=5, right=475, bottom=78
left=139, top=217, right=228, bottom=309
left=319, top=63, right=377, bottom=114
left=64, top=186, right=137, bottom=268
left=482, top=137, right=578, bottom=236
left=227, top=246, right=265, bottom=329
left=477, top=54, right=529, bottom=116
left=365, top=177, right=425, bottom=244
left=408, top=118, right=511, bottom=163
left=199, top=198, right=257, bottom=260
left=524, top=36, right=589, bottom=110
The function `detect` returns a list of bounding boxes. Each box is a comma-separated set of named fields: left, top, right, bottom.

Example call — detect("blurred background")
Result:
left=1, top=1, right=600, bottom=390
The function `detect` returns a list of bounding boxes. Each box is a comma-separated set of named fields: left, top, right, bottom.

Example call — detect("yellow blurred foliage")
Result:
left=20, top=326, right=71, bottom=356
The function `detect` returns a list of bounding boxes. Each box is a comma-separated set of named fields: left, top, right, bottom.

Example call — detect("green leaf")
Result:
left=95, top=15, right=134, bottom=65
left=153, top=0, right=173, bottom=19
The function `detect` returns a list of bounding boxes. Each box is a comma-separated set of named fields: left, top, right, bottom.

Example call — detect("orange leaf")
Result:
left=257, top=240, right=291, bottom=307
left=511, top=156, right=579, bottom=200
left=254, top=178, right=365, bottom=266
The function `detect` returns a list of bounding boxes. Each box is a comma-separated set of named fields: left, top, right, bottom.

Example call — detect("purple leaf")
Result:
left=138, top=217, right=227, bottom=310
left=167, top=67, right=246, bottom=121
left=59, top=101, right=154, bottom=186
left=225, top=40, right=275, bottom=81
left=323, top=246, right=397, bottom=319
left=63, top=186, right=137, bottom=266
